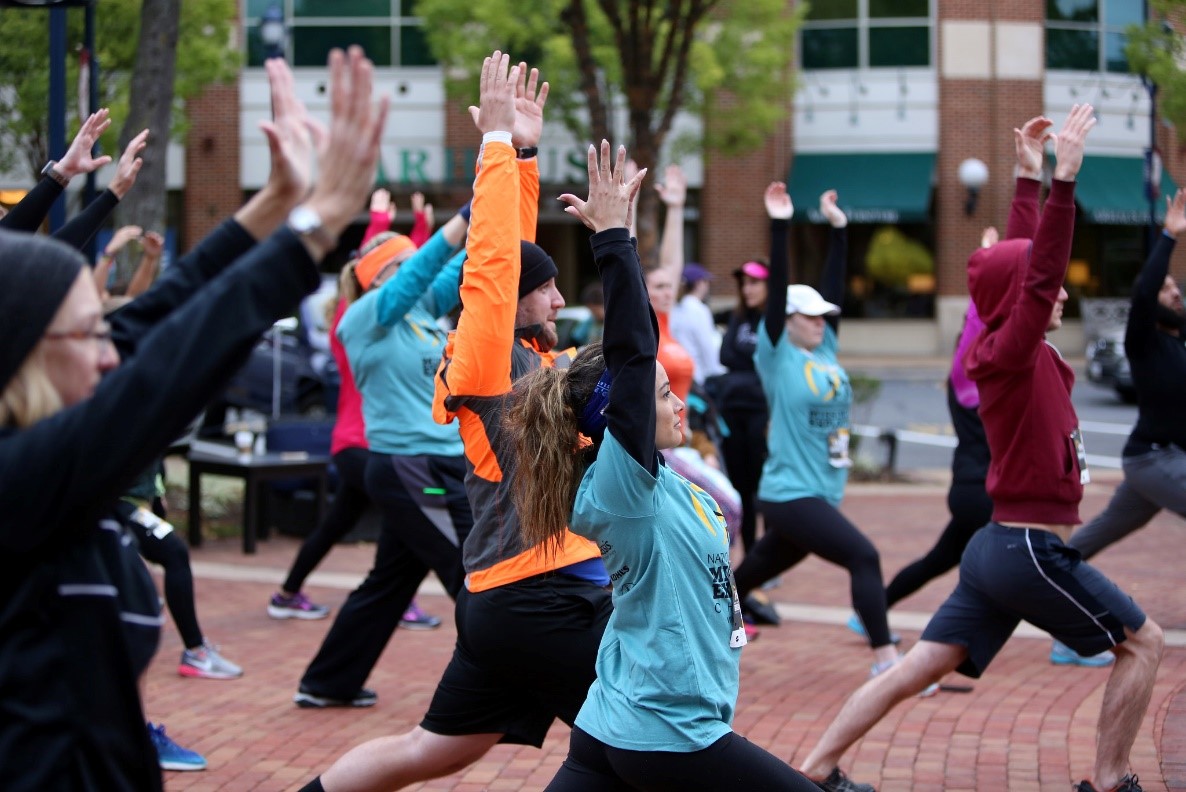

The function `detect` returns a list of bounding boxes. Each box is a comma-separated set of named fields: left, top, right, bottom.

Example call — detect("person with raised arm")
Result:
left=798, top=105, right=1163, bottom=792
left=509, top=139, right=818, bottom=792
left=0, top=48, right=386, bottom=791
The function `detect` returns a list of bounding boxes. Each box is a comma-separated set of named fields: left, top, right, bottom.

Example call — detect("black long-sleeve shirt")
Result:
left=0, top=218, right=320, bottom=791
left=764, top=220, right=847, bottom=346
left=0, top=173, right=121, bottom=252
left=1124, top=231, right=1186, bottom=455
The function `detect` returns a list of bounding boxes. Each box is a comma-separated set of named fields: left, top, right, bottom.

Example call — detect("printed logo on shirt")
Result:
left=809, top=403, right=849, bottom=433
left=707, top=552, right=732, bottom=601
left=803, top=360, right=846, bottom=401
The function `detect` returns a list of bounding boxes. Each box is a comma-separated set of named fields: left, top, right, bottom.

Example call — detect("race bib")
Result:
left=131, top=507, right=174, bottom=539
left=1071, top=428, right=1090, bottom=485
left=828, top=428, right=853, bottom=469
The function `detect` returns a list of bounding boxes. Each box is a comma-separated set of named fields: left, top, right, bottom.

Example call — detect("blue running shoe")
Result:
left=846, top=613, right=901, bottom=645
left=148, top=722, right=207, bottom=771
left=1051, top=639, right=1115, bottom=667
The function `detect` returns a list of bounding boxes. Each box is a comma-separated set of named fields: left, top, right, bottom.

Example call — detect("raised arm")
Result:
left=1, top=110, right=113, bottom=232
left=125, top=231, right=164, bottom=298
left=562, top=141, right=652, bottom=470
left=993, top=105, right=1093, bottom=364
left=371, top=214, right=468, bottom=326
left=56, top=128, right=149, bottom=250
left=656, top=163, right=687, bottom=281
left=409, top=191, right=434, bottom=247
left=1127, top=188, right=1185, bottom=358
left=1005, top=116, right=1052, bottom=241
left=763, top=182, right=793, bottom=345
left=362, top=188, right=396, bottom=246
left=440, top=52, right=522, bottom=400
left=818, top=189, right=849, bottom=333
left=512, top=64, right=547, bottom=243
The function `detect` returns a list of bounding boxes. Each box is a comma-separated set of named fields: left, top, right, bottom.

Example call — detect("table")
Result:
left=187, top=449, right=329, bottom=554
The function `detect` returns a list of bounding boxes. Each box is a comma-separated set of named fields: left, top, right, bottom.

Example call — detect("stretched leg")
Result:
left=885, top=480, right=991, bottom=607
left=1069, top=480, right=1160, bottom=561
left=318, top=729, right=503, bottom=792
left=282, top=447, right=371, bottom=594
left=1091, top=620, right=1164, bottom=791
left=799, top=641, right=966, bottom=781
left=732, top=501, right=808, bottom=601
left=134, top=517, right=204, bottom=649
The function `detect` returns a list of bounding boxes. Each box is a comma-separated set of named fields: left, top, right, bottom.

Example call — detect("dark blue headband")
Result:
left=578, top=369, right=613, bottom=438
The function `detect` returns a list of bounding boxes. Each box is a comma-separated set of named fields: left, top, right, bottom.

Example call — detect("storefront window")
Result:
left=801, top=0, right=932, bottom=70
left=1046, top=0, right=1143, bottom=73
left=244, top=0, right=435, bottom=67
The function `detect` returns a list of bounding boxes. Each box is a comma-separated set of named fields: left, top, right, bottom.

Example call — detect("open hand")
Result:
left=1051, top=104, right=1096, bottom=182
left=259, top=57, right=317, bottom=202
left=558, top=140, right=647, bottom=233
left=819, top=189, right=846, bottom=227
left=141, top=231, right=165, bottom=258
left=58, top=109, right=113, bottom=179
left=980, top=226, right=999, bottom=248
left=1013, top=116, right=1054, bottom=180
left=764, top=182, right=793, bottom=220
left=109, top=128, right=148, bottom=198
left=371, top=188, right=396, bottom=220
left=105, top=224, right=142, bottom=255
left=468, top=51, right=518, bottom=137
left=655, top=163, right=687, bottom=208
left=1165, top=188, right=1186, bottom=238
left=511, top=64, right=548, bottom=149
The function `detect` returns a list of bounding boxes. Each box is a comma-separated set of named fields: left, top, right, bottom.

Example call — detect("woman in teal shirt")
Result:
left=506, top=143, right=816, bottom=791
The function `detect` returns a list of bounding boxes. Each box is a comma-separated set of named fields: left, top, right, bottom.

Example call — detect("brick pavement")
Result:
left=147, top=476, right=1186, bottom=791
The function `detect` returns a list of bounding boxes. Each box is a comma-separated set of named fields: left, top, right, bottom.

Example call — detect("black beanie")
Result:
left=518, top=240, right=558, bottom=298
left=0, top=230, right=86, bottom=392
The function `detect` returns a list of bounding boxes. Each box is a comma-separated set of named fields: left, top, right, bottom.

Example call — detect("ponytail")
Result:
left=505, top=342, right=606, bottom=556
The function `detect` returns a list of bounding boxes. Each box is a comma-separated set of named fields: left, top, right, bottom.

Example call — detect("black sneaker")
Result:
left=1074, top=775, right=1142, bottom=792
left=816, top=767, right=876, bottom=792
left=742, top=593, right=781, bottom=626
left=294, top=687, right=378, bottom=708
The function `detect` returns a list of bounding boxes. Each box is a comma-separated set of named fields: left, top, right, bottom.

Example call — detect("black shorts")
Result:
left=420, top=574, right=612, bottom=746
left=922, top=523, right=1146, bottom=678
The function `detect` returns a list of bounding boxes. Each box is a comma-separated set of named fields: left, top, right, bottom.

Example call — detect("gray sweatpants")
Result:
left=1070, top=444, right=1186, bottom=560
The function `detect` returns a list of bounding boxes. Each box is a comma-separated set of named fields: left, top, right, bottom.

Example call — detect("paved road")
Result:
left=847, top=361, right=1138, bottom=473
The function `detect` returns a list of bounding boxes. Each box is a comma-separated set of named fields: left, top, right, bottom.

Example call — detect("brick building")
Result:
left=124, top=1, right=1186, bottom=354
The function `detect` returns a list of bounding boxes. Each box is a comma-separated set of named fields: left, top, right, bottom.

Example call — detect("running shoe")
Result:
left=294, top=686, right=378, bottom=708
left=845, top=613, right=901, bottom=645
left=743, top=622, right=761, bottom=642
left=1074, top=774, right=1142, bottom=791
left=148, top=722, right=208, bottom=772
left=1051, top=639, right=1115, bottom=667
left=399, top=600, right=442, bottom=630
left=268, top=591, right=330, bottom=620
left=178, top=641, right=243, bottom=679
left=742, top=593, right=781, bottom=626
left=815, top=767, right=876, bottom=792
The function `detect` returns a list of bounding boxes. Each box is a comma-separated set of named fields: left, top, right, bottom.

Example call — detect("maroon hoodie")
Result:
left=964, top=178, right=1083, bottom=525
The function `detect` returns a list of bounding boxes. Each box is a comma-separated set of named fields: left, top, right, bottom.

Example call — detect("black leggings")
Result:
left=134, top=512, right=204, bottom=650
left=884, top=480, right=993, bottom=607
left=282, top=447, right=371, bottom=594
left=719, top=407, right=767, bottom=551
left=544, top=726, right=818, bottom=792
left=733, top=497, right=892, bottom=648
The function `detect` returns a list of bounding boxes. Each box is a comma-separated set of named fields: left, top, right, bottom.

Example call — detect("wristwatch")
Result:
left=287, top=206, right=337, bottom=251
left=517, top=146, right=538, bottom=160
left=41, top=160, right=70, bottom=188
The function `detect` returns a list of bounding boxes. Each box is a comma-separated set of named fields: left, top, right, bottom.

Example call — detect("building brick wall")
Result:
left=183, top=83, right=241, bottom=254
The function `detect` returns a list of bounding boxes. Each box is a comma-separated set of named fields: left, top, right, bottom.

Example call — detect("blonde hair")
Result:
left=0, top=344, right=64, bottom=428
left=504, top=343, right=606, bottom=556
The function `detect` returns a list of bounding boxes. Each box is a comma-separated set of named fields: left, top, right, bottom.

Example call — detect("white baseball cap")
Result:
left=786, top=284, right=840, bottom=317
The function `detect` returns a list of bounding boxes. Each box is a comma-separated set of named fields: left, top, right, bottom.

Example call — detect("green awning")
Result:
left=1070, top=155, right=1178, bottom=225
left=788, top=152, right=935, bottom=224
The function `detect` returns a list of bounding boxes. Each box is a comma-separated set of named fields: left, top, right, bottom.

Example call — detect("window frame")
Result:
left=1045, top=0, right=1145, bottom=74
left=799, top=0, right=934, bottom=71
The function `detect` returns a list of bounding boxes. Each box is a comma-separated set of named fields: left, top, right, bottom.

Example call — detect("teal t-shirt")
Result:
left=754, top=322, right=852, bottom=505
left=571, top=431, right=743, bottom=753
left=337, top=232, right=465, bottom=457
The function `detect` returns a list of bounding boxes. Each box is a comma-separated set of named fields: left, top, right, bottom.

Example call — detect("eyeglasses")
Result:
left=44, top=323, right=114, bottom=344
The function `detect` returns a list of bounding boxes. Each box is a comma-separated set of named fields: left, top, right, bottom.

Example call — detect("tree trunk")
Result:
left=114, top=0, right=181, bottom=251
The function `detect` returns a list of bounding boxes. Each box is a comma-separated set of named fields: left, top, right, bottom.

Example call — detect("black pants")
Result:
left=733, top=497, right=892, bottom=647
left=282, top=447, right=371, bottom=593
left=127, top=500, right=203, bottom=650
left=719, top=407, right=767, bottom=551
left=299, top=452, right=471, bottom=699
left=884, top=479, right=993, bottom=607
left=544, top=726, right=818, bottom=792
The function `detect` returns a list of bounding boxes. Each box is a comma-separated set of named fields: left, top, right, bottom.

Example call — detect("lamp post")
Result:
left=957, top=158, right=989, bottom=216
left=260, top=2, right=287, bottom=62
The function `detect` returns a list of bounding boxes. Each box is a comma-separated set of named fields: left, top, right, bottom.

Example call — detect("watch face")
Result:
left=289, top=207, right=321, bottom=234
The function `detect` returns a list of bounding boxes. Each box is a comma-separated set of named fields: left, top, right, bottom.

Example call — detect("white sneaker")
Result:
left=178, top=641, right=243, bottom=679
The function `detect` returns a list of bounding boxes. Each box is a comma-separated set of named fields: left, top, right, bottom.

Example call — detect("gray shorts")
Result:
left=922, top=523, right=1146, bottom=678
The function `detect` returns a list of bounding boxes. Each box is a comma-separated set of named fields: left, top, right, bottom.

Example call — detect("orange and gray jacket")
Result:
left=433, top=142, right=601, bottom=593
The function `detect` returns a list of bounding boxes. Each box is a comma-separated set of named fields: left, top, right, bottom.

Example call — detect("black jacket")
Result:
left=0, top=217, right=319, bottom=790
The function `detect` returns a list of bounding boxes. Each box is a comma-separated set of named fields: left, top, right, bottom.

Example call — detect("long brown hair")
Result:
left=505, top=342, right=606, bottom=556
